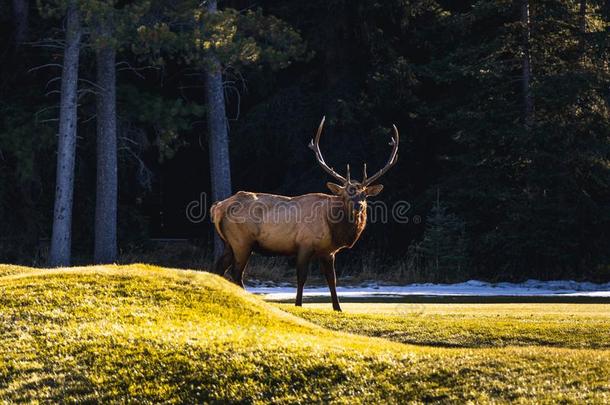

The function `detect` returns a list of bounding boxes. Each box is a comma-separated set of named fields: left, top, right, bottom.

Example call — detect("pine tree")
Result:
left=413, top=0, right=610, bottom=278
left=48, top=0, right=82, bottom=267
left=92, top=8, right=118, bottom=264
left=413, top=190, right=467, bottom=281
left=12, top=0, right=29, bottom=44
left=202, top=0, right=232, bottom=260
left=134, top=2, right=308, bottom=259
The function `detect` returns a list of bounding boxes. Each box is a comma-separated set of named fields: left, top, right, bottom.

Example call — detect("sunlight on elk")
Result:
left=211, top=117, right=399, bottom=311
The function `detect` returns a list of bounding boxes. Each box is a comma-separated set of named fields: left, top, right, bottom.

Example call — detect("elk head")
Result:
left=308, top=116, right=399, bottom=215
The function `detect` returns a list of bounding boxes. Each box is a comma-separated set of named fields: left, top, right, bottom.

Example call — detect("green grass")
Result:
left=281, top=303, right=610, bottom=349
left=0, top=264, right=609, bottom=403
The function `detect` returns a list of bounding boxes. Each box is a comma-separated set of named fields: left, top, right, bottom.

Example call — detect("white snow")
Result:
left=246, top=279, right=610, bottom=300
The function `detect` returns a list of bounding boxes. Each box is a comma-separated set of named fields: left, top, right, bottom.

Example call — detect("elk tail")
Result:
left=210, top=201, right=228, bottom=242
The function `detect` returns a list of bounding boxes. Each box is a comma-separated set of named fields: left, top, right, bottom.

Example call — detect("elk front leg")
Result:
left=320, top=254, right=341, bottom=311
left=295, top=249, right=312, bottom=307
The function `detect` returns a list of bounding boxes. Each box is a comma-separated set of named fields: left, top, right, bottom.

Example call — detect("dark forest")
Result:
left=1, top=0, right=609, bottom=282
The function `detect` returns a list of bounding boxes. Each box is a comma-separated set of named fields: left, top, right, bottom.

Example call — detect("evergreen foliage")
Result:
left=410, top=190, right=468, bottom=282
left=0, top=0, right=608, bottom=281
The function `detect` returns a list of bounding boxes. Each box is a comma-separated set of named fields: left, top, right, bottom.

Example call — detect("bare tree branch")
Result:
left=45, top=76, right=62, bottom=91
left=34, top=105, right=60, bottom=124
left=78, top=77, right=105, bottom=91
left=38, top=118, right=60, bottom=124
left=78, top=88, right=99, bottom=98
left=82, top=114, right=97, bottom=124
left=28, top=63, right=63, bottom=73
left=116, top=61, right=160, bottom=79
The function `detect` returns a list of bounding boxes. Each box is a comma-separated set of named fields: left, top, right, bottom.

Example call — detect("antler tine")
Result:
left=362, top=124, right=400, bottom=186
left=346, top=164, right=351, bottom=183
left=362, top=163, right=367, bottom=183
left=309, top=116, right=347, bottom=183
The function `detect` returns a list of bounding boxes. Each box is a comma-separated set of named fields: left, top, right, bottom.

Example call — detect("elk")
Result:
left=210, top=117, right=399, bottom=311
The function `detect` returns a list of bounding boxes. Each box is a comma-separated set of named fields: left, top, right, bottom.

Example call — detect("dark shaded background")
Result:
left=1, top=0, right=609, bottom=282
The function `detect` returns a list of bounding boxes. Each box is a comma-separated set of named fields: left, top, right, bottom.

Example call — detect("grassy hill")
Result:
left=0, top=264, right=609, bottom=403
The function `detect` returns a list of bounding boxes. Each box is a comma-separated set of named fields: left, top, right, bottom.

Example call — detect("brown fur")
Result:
left=210, top=117, right=398, bottom=311
left=211, top=185, right=376, bottom=312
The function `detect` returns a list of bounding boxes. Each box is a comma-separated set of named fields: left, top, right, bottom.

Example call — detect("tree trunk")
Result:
left=48, top=1, right=81, bottom=267
left=93, top=20, right=118, bottom=264
left=579, top=0, right=587, bottom=33
left=12, top=0, right=28, bottom=44
left=520, top=0, right=534, bottom=128
left=204, top=0, right=232, bottom=260
left=579, top=0, right=587, bottom=62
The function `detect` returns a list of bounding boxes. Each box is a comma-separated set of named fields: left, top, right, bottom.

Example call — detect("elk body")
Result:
left=210, top=117, right=399, bottom=311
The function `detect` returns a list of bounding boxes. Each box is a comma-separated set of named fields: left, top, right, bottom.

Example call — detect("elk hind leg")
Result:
left=229, top=244, right=252, bottom=289
left=213, top=242, right=234, bottom=276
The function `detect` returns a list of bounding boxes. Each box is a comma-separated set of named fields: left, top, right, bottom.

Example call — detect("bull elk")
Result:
left=210, top=117, right=399, bottom=311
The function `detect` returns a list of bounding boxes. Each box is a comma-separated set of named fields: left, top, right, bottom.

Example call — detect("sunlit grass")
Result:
left=0, top=264, right=36, bottom=278
left=281, top=302, right=610, bottom=348
left=0, top=264, right=609, bottom=403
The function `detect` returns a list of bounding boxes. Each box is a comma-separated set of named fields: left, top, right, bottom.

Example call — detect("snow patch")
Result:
left=246, top=279, right=610, bottom=300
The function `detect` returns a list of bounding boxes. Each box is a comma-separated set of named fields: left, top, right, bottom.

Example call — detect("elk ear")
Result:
left=326, top=182, right=344, bottom=195
left=365, top=184, right=384, bottom=196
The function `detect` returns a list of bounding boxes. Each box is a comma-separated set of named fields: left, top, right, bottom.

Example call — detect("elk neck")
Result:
left=328, top=196, right=367, bottom=250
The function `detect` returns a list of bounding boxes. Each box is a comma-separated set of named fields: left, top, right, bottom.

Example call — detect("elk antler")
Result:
left=362, top=124, right=399, bottom=186
left=309, top=116, right=347, bottom=183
